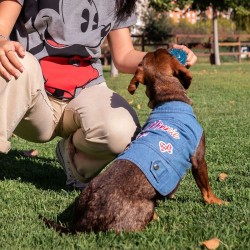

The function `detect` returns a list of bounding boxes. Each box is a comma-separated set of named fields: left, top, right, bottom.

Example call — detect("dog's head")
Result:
left=128, top=48, right=193, bottom=108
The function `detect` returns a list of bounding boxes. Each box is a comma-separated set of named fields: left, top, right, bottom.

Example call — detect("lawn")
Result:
left=0, top=62, right=249, bottom=249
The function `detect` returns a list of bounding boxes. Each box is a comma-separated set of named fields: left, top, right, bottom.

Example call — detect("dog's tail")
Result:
left=39, top=215, right=77, bottom=235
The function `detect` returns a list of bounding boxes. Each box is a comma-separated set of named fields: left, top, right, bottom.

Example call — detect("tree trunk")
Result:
left=212, top=7, right=221, bottom=65
left=111, top=59, right=119, bottom=77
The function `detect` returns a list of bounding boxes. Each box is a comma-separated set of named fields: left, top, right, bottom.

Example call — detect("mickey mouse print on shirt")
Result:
left=13, top=0, right=136, bottom=99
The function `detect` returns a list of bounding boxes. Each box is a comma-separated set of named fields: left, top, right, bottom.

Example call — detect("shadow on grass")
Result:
left=57, top=199, right=77, bottom=225
left=0, top=149, right=67, bottom=191
left=39, top=199, right=77, bottom=231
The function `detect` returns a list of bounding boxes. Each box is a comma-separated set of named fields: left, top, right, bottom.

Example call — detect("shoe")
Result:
left=56, top=138, right=87, bottom=190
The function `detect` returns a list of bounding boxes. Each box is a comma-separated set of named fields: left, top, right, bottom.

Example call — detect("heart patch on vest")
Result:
left=159, top=141, right=173, bottom=154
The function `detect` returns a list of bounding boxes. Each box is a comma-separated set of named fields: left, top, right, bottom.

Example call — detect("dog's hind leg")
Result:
left=191, top=133, right=225, bottom=205
left=109, top=198, right=155, bottom=233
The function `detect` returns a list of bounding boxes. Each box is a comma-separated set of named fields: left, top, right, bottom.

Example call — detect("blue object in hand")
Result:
left=169, top=48, right=187, bottom=65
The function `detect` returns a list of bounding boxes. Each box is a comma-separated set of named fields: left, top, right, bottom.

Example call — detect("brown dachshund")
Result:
left=42, top=48, right=225, bottom=234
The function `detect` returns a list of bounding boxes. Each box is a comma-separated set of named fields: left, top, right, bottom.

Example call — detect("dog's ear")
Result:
left=173, top=62, right=193, bottom=89
left=128, top=64, right=144, bottom=95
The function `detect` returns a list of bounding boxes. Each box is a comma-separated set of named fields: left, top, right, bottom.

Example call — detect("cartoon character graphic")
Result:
left=26, top=0, right=111, bottom=99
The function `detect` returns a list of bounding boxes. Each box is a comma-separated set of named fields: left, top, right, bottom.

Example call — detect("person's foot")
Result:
left=22, top=149, right=39, bottom=157
left=56, top=138, right=87, bottom=190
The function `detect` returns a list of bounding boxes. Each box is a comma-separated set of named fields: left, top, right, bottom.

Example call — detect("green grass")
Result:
left=1, top=62, right=250, bottom=249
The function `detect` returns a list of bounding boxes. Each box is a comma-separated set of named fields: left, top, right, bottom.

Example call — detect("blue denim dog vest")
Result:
left=117, top=101, right=203, bottom=196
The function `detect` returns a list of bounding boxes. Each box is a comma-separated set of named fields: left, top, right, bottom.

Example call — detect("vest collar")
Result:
left=153, top=101, right=193, bottom=115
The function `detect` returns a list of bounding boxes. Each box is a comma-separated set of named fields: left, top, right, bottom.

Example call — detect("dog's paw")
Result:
left=205, top=197, right=229, bottom=205
left=150, top=212, right=159, bottom=223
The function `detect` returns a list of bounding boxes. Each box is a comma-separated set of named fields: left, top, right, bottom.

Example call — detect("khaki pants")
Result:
left=0, top=52, right=140, bottom=179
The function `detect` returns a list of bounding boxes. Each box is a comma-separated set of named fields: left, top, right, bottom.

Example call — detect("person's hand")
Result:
left=173, top=44, right=197, bottom=68
left=0, top=39, right=25, bottom=81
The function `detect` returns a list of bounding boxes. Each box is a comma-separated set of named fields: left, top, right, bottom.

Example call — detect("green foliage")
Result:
left=191, top=1, right=250, bottom=33
left=173, top=19, right=212, bottom=35
left=143, top=10, right=174, bottom=43
left=143, top=8, right=237, bottom=44
left=148, top=0, right=250, bottom=33
left=233, top=14, right=250, bottom=33
left=217, top=18, right=236, bottom=36
left=182, top=16, right=235, bottom=36
left=0, top=62, right=250, bottom=249
left=226, top=0, right=250, bottom=15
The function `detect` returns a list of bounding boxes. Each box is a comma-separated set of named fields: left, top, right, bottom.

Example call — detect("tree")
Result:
left=144, top=10, right=174, bottom=43
left=148, top=0, right=250, bottom=65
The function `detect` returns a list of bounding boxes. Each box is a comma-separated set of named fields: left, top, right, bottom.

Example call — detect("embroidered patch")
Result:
left=147, top=120, right=180, bottom=139
left=159, top=141, right=173, bottom=154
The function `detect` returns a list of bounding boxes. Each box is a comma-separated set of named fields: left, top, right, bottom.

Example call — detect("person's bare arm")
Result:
left=0, top=0, right=22, bottom=38
left=0, top=0, right=25, bottom=80
left=107, top=28, right=146, bottom=74
left=108, top=28, right=197, bottom=74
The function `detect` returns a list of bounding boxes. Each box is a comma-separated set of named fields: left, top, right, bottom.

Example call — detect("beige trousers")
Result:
left=0, top=52, right=140, bottom=179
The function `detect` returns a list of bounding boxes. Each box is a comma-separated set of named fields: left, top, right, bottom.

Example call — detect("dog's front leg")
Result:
left=191, top=134, right=225, bottom=205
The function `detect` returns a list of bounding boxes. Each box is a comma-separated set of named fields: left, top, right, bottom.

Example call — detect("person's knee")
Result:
left=70, top=120, right=140, bottom=181
left=105, top=119, right=140, bottom=154
left=19, top=51, right=40, bottom=71
left=1, top=52, right=42, bottom=88
left=73, top=118, right=140, bottom=157
left=18, top=52, right=43, bottom=85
